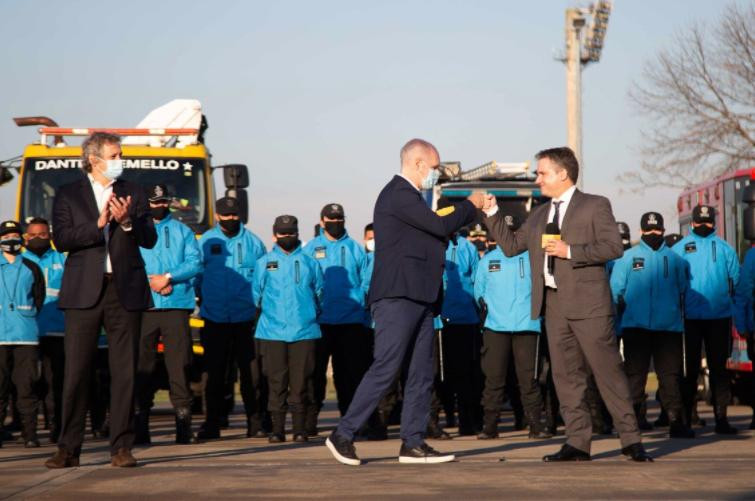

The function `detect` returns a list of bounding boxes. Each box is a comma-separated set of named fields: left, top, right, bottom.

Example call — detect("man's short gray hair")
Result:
left=400, top=138, right=437, bottom=165
left=81, top=132, right=121, bottom=173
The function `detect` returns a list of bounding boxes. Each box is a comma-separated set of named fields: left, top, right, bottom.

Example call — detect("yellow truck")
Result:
left=1, top=103, right=250, bottom=407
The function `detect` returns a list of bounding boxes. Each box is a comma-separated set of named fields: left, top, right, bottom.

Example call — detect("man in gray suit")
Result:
left=484, top=147, right=652, bottom=462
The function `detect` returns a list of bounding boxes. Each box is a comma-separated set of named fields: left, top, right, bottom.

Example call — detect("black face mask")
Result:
left=693, top=225, right=715, bottom=238
left=277, top=236, right=300, bottom=252
left=219, top=219, right=241, bottom=235
left=26, top=237, right=51, bottom=256
left=324, top=221, right=345, bottom=239
left=474, top=240, right=487, bottom=252
left=150, top=207, right=170, bottom=221
left=641, top=233, right=664, bottom=251
left=621, top=236, right=631, bottom=250
left=0, top=238, right=23, bottom=255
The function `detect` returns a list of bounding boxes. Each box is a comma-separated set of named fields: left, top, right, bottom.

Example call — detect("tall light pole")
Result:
left=561, top=1, right=612, bottom=191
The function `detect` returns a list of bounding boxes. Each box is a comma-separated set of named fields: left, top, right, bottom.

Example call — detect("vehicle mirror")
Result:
left=222, top=164, right=249, bottom=189
left=225, top=188, right=249, bottom=224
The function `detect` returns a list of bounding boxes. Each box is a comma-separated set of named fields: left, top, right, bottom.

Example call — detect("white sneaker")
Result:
left=398, top=443, right=455, bottom=464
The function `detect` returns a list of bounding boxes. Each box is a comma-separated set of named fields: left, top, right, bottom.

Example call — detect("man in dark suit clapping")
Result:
left=325, top=138, right=485, bottom=465
left=484, top=147, right=652, bottom=462
left=45, top=132, right=157, bottom=468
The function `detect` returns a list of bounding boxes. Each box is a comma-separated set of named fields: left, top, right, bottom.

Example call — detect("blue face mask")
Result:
left=97, top=158, right=124, bottom=181
left=421, top=167, right=440, bottom=190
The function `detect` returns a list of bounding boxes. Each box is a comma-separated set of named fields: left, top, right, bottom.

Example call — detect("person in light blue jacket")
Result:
left=733, top=245, right=755, bottom=431
left=434, top=198, right=482, bottom=436
left=0, top=221, right=45, bottom=447
left=473, top=215, right=550, bottom=440
left=22, top=217, right=66, bottom=444
left=610, top=212, right=693, bottom=438
left=672, top=205, right=740, bottom=434
left=254, top=215, right=323, bottom=443
left=135, top=185, right=202, bottom=445
left=303, top=203, right=370, bottom=434
left=195, top=196, right=267, bottom=440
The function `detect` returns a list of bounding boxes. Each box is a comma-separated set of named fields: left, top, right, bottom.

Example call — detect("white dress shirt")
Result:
left=88, top=174, right=115, bottom=273
left=543, top=185, right=576, bottom=288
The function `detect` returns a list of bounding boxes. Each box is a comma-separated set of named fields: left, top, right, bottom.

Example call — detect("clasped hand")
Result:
left=467, top=192, right=498, bottom=212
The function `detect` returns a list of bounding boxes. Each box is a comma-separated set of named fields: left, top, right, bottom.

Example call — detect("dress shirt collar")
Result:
left=398, top=173, right=420, bottom=192
left=552, top=185, right=577, bottom=205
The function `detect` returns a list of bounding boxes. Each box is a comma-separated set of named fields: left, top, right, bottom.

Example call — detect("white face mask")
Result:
left=365, top=239, right=375, bottom=252
left=97, top=158, right=124, bottom=180
left=421, top=167, right=440, bottom=190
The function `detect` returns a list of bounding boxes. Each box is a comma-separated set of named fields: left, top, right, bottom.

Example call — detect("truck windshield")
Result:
left=20, top=156, right=209, bottom=233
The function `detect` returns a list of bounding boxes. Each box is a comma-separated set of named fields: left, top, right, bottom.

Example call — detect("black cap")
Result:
left=215, top=197, right=239, bottom=216
left=664, top=233, right=682, bottom=247
left=273, top=215, right=298, bottom=235
left=321, top=203, right=345, bottom=220
left=148, top=184, right=170, bottom=202
left=640, top=212, right=664, bottom=232
left=693, top=205, right=715, bottom=224
left=0, top=220, right=22, bottom=237
left=616, top=222, right=630, bottom=237
left=468, top=222, right=487, bottom=237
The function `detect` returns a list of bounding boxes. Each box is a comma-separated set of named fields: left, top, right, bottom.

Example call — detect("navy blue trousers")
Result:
left=336, top=298, right=434, bottom=448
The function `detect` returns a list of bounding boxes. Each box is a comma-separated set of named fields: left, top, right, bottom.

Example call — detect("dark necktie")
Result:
left=552, top=201, right=563, bottom=230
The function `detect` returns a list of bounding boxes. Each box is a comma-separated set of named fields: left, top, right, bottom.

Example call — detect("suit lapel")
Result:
left=560, top=189, right=583, bottom=239
left=80, top=178, right=99, bottom=220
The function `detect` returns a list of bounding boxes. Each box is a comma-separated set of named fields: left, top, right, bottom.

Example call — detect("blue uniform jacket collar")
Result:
left=638, top=240, right=667, bottom=252
left=154, top=214, right=174, bottom=227
left=213, top=225, right=247, bottom=242
left=273, top=244, right=303, bottom=257
left=318, top=230, right=350, bottom=245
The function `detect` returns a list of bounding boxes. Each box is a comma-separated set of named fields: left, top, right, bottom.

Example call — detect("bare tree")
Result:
left=620, top=2, right=755, bottom=191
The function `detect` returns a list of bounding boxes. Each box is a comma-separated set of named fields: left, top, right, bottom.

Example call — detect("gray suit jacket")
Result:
left=485, top=189, right=623, bottom=320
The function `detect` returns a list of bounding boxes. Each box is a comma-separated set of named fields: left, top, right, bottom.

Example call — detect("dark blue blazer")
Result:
left=368, top=175, right=477, bottom=310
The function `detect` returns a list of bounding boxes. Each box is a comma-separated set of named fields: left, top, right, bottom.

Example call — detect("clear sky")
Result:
left=0, top=0, right=746, bottom=244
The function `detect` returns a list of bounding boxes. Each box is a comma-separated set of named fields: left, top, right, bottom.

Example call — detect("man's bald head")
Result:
left=400, top=138, right=438, bottom=167
left=399, top=138, right=440, bottom=189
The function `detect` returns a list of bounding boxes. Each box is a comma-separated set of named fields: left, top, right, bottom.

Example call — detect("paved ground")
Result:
left=1, top=403, right=754, bottom=500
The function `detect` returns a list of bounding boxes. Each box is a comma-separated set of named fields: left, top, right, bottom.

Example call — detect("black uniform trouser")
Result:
left=480, top=329, right=541, bottom=416
left=437, top=324, right=482, bottom=430
left=200, top=320, right=258, bottom=428
left=136, top=310, right=193, bottom=411
left=0, top=345, right=39, bottom=437
left=683, top=318, right=732, bottom=412
left=39, top=337, right=65, bottom=436
left=89, top=348, right=110, bottom=433
left=259, top=339, right=316, bottom=416
left=623, top=328, right=684, bottom=414
left=59, top=277, right=141, bottom=456
left=312, top=323, right=371, bottom=416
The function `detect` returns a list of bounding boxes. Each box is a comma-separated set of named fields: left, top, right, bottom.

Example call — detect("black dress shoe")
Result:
left=325, top=432, right=361, bottom=466
left=621, top=443, right=653, bottom=462
left=196, top=423, right=221, bottom=440
left=398, top=442, right=454, bottom=464
left=426, top=425, right=452, bottom=440
left=477, top=430, right=499, bottom=440
left=24, top=438, right=40, bottom=448
left=268, top=433, right=285, bottom=443
left=543, top=444, right=591, bottom=462
left=528, top=429, right=553, bottom=439
left=293, top=433, right=308, bottom=443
